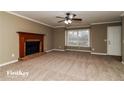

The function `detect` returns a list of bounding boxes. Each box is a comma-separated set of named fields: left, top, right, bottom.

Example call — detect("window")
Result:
left=65, top=29, right=90, bottom=47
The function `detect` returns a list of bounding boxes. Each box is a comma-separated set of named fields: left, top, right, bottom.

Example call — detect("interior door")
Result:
left=107, top=26, right=121, bottom=56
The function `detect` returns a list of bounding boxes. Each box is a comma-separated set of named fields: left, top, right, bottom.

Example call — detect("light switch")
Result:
left=104, top=39, right=107, bottom=42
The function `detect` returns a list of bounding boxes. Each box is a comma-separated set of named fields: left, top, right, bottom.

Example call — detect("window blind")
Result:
left=65, top=29, right=90, bottom=47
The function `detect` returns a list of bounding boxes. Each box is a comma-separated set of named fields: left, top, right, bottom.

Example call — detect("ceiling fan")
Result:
left=56, top=13, right=82, bottom=24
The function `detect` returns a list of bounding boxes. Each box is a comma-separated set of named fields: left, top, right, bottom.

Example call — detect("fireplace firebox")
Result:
left=26, top=41, right=40, bottom=56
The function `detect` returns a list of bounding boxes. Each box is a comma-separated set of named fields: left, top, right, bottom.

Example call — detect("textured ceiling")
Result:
left=12, top=11, right=123, bottom=28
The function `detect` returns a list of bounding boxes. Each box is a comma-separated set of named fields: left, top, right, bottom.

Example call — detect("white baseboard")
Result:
left=122, top=61, right=124, bottom=64
left=52, top=49, right=65, bottom=51
left=91, top=52, right=107, bottom=55
left=0, top=60, right=18, bottom=67
left=45, top=49, right=65, bottom=52
left=46, top=49, right=107, bottom=56
left=45, top=49, right=53, bottom=53
left=66, top=49, right=91, bottom=52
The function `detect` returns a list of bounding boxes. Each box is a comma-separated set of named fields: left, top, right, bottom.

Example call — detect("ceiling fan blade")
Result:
left=56, top=16, right=65, bottom=19
left=72, top=18, right=82, bottom=21
left=58, top=20, right=64, bottom=23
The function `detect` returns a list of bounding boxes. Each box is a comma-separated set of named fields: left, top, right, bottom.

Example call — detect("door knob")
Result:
left=108, top=41, right=111, bottom=45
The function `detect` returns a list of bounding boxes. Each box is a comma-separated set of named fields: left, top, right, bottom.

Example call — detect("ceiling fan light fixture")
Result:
left=57, top=13, right=81, bottom=24
left=68, top=20, right=72, bottom=24
left=64, top=20, right=68, bottom=24
left=69, top=14, right=73, bottom=19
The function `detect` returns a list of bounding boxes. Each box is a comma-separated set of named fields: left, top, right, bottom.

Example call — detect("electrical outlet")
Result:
left=92, top=48, right=95, bottom=51
left=59, top=46, right=61, bottom=48
left=11, top=53, right=15, bottom=57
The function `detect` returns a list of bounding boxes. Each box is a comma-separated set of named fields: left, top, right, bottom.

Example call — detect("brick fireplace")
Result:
left=17, top=32, right=44, bottom=58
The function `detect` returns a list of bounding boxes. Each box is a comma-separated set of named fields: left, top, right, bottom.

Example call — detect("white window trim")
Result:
left=65, top=29, right=90, bottom=47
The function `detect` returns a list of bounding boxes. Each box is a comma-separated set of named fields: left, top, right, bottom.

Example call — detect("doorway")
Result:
left=107, top=26, right=121, bottom=56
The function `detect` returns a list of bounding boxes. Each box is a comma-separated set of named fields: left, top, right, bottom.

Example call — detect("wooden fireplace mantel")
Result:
left=17, top=32, right=44, bottom=58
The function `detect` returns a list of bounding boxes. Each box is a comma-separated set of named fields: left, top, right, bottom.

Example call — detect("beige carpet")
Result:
left=0, top=51, right=124, bottom=81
